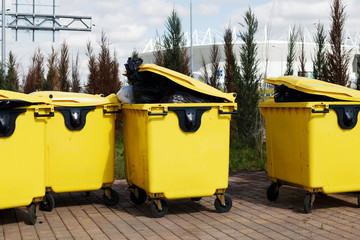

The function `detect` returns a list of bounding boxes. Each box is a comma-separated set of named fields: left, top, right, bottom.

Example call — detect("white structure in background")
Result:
left=140, top=25, right=360, bottom=87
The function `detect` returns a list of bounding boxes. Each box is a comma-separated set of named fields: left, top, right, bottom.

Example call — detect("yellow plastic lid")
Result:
left=139, top=64, right=236, bottom=103
left=266, top=76, right=360, bottom=101
left=0, top=89, right=51, bottom=104
left=30, top=91, right=120, bottom=107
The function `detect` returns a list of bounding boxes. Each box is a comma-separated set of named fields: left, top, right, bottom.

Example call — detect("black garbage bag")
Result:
left=160, top=83, right=223, bottom=103
left=274, top=84, right=339, bottom=102
left=125, top=57, right=223, bottom=103
left=0, top=99, right=33, bottom=109
left=125, top=57, right=143, bottom=86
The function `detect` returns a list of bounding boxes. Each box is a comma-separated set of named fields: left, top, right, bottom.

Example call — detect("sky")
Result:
left=3, top=0, right=360, bottom=85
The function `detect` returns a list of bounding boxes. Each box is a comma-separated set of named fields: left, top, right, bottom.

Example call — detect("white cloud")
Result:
left=6, top=0, right=360, bottom=86
left=225, top=0, right=360, bottom=42
left=138, top=0, right=174, bottom=16
left=195, top=4, right=220, bottom=16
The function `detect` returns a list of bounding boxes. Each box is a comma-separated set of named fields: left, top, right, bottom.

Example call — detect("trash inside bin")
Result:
left=259, top=76, right=360, bottom=213
left=0, top=90, right=53, bottom=225
left=125, top=57, right=233, bottom=103
left=122, top=63, right=237, bottom=217
left=32, top=91, right=121, bottom=207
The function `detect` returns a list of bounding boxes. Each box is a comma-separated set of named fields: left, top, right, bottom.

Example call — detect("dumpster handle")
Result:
left=311, top=109, right=329, bottom=114
left=35, top=112, right=54, bottom=117
left=148, top=111, right=168, bottom=116
left=104, top=109, right=121, bottom=114
left=0, top=109, right=26, bottom=137
left=219, top=109, right=238, bottom=115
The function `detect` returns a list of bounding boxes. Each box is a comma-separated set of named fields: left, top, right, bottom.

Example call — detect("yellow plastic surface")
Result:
left=122, top=102, right=236, bottom=199
left=266, top=76, right=360, bottom=101
left=139, top=64, right=236, bottom=103
left=0, top=89, right=51, bottom=103
left=0, top=105, right=50, bottom=209
left=31, top=91, right=119, bottom=107
left=259, top=101, right=360, bottom=193
left=39, top=92, right=120, bottom=193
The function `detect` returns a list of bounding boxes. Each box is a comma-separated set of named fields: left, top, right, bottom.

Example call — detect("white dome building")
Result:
left=140, top=26, right=360, bottom=88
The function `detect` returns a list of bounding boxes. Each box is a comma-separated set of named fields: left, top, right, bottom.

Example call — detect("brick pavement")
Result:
left=1, top=171, right=360, bottom=239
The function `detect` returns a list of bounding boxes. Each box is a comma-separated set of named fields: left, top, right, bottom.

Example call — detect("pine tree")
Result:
left=131, top=49, right=140, bottom=58
left=209, top=41, right=221, bottom=89
left=44, top=46, right=59, bottom=91
left=0, top=63, right=6, bottom=90
left=298, top=27, right=306, bottom=77
left=223, top=27, right=237, bottom=93
left=356, top=55, right=360, bottom=90
left=71, top=52, right=81, bottom=92
left=200, top=54, right=209, bottom=84
left=23, top=48, right=45, bottom=93
left=162, top=9, right=189, bottom=74
left=326, top=0, right=350, bottom=86
left=59, top=40, right=70, bottom=91
left=5, top=51, right=19, bottom=91
left=285, top=26, right=297, bottom=76
left=153, top=32, right=163, bottom=66
left=86, top=41, right=98, bottom=94
left=110, top=50, right=121, bottom=94
left=181, top=46, right=191, bottom=76
left=312, top=22, right=327, bottom=80
left=236, top=8, right=261, bottom=148
left=86, top=32, right=120, bottom=95
left=97, top=32, right=120, bottom=95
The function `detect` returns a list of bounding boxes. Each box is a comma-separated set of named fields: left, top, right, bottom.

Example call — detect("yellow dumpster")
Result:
left=259, top=76, right=360, bottom=213
left=0, top=90, right=53, bottom=224
left=32, top=91, right=121, bottom=206
left=122, top=64, right=237, bottom=217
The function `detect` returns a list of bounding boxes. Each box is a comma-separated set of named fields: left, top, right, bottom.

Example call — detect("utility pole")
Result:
left=190, top=0, right=193, bottom=77
left=2, top=0, right=5, bottom=65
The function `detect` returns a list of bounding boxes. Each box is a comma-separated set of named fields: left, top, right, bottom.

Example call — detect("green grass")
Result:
left=114, top=134, right=267, bottom=180
left=229, top=139, right=267, bottom=172
left=114, top=134, right=125, bottom=179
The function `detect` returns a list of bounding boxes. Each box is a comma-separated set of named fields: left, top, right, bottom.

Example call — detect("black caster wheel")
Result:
left=40, top=193, right=55, bottom=212
left=150, top=199, right=168, bottom=218
left=357, top=195, right=360, bottom=207
left=266, top=183, right=280, bottom=201
left=304, top=193, right=314, bottom=214
left=214, top=195, right=232, bottom=213
left=28, top=203, right=37, bottom=225
left=190, top=197, right=202, bottom=201
left=318, top=192, right=327, bottom=197
left=130, top=187, right=147, bottom=205
left=103, top=189, right=120, bottom=206
left=85, top=191, right=90, bottom=197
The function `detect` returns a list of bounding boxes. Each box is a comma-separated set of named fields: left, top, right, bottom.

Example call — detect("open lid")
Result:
left=30, top=91, right=120, bottom=107
left=139, top=64, right=236, bottom=103
left=266, top=76, right=360, bottom=102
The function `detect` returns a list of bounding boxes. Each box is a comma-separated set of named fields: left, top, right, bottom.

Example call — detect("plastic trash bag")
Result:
left=124, top=57, right=223, bottom=104
left=274, top=84, right=339, bottom=102
left=117, top=86, right=134, bottom=104
left=0, top=100, right=33, bottom=109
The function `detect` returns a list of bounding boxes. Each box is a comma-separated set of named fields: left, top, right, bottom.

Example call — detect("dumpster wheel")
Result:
left=304, top=193, right=315, bottom=214
left=214, top=194, right=232, bottom=213
left=39, top=193, right=55, bottom=212
left=28, top=203, right=37, bottom=225
left=357, top=195, right=360, bottom=207
left=103, top=188, right=120, bottom=206
left=150, top=199, right=168, bottom=218
left=266, top=183, right=280, bottom=202
left=130, top=187, right=147, bottom=205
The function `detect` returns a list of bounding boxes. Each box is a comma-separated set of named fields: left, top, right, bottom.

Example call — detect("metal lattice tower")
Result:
left=0, top=0, right=92, bottom=64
